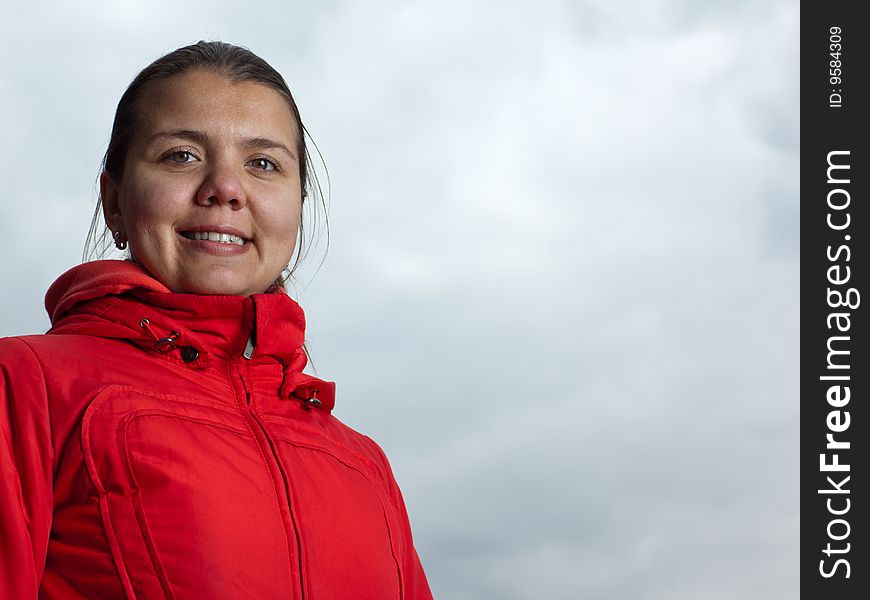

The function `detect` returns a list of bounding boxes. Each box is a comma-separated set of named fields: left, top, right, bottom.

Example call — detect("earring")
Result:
left=113, top=231, right=128, bottom=250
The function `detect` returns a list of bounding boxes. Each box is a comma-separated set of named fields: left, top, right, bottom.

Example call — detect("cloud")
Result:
left=0, top=1, right=798, bottom=597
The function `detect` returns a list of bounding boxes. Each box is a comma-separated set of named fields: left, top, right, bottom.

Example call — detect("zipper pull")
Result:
left=243, top=332, right=255, bottom=359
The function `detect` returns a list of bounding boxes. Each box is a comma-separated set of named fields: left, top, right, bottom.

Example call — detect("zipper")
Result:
left=243, top=333, right=255, bottom=359
left=243, top=300, right=256, bottom=359
left=235, top=335, right=306, bottom=599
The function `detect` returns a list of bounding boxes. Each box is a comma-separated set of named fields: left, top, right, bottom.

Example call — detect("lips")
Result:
left=178, top=226, right=251, bottom=246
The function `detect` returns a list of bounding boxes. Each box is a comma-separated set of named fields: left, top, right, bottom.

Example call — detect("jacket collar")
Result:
left=45, top=260, right=335, bottom=410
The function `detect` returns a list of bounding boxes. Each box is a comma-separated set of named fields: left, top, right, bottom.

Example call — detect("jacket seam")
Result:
left=259, top=417, right=385, bottom=481
left=91, top=384, right=245, bottom=417
left=13, top=338, right=56, bottom=486
left=364, top=436, right=402, bottom=501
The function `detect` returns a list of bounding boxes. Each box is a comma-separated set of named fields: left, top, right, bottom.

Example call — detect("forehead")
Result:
left=133, top=70, right=300, bottom=145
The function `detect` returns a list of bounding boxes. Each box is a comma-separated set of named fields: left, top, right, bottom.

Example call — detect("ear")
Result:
left=100, top=171, right=124, bottom=233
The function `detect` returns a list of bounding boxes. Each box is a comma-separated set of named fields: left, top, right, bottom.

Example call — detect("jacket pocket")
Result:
left=263, top=420, right=405, bottom=600
left=81, top=386, right=296, bottom=600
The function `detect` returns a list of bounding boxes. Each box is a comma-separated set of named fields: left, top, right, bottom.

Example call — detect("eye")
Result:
left=247, top=157, right=279, bottom=172
left=162, top=149, right=199, bottom=164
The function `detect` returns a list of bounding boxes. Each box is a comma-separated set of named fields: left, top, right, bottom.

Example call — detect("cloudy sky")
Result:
left=0, top=1, right=798, bottom=598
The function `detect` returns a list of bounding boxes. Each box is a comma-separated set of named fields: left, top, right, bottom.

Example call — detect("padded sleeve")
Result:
left=0, top=338, right=53, bottom=598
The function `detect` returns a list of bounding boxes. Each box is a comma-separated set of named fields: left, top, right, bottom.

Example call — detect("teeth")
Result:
left=183, top=231, right=245, bottom=245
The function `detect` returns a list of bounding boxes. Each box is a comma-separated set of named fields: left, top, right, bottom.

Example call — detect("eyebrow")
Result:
left=146, top=129, right=298, bottom=161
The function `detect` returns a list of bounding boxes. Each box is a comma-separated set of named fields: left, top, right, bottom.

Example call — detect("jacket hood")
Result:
left=45, top=260, right=335, bottom=410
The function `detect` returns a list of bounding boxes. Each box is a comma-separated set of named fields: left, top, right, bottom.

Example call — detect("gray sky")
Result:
left=0, top=1, right=798, bottom=597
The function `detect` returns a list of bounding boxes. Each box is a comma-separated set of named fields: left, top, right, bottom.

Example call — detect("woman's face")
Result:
left=101, top=70, right=302, bottom=297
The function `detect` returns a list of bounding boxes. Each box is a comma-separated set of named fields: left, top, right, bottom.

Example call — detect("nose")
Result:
left=195, top=162, right=247, bottom=209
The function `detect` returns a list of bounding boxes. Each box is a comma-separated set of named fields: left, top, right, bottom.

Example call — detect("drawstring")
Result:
left=279, top=348, right=336, bottom=411
left=301, top=389, right=322, bottom=410
left=138, top=317, right=201, bottom=364
left=139, top=318, right=181, bottom=353
left=279, top=349, right=310, bottom=398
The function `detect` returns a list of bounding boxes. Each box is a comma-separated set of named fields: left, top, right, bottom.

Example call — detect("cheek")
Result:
left=120, top=174, right=187, bottom=231
left=263, top=199, right=303, bottom=244
left=273, top=220, right=301, bottom=262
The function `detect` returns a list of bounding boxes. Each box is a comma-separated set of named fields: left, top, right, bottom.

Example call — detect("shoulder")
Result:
left=0, top=336, right=48, bottom=378
left=1, top=334, right=94, bottom=388
left=1, top=332, right=127, bottom=371
left=0, top=337, right=52, bottom=443
left=1, top=333, right=68, bottom=360
left=0, top=334, right=74, bottom=409
left=0, top=333, right=135, bottom=416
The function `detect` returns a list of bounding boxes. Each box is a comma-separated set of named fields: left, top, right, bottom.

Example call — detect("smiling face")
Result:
left=100, top=70, right=303, bottom=296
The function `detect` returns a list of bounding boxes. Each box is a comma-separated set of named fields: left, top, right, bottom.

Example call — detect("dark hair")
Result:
left=85, top=41, right=328, bottom=282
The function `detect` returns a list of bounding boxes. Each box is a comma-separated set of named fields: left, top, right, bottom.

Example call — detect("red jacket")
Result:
left=0, top=260, right=432, bottom=599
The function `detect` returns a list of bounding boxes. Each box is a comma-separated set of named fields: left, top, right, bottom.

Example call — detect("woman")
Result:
left=0, top=41, right=433, bottom=599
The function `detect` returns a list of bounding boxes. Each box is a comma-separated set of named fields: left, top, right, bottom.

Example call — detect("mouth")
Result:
left=179, top=231, right=248, bottom=246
